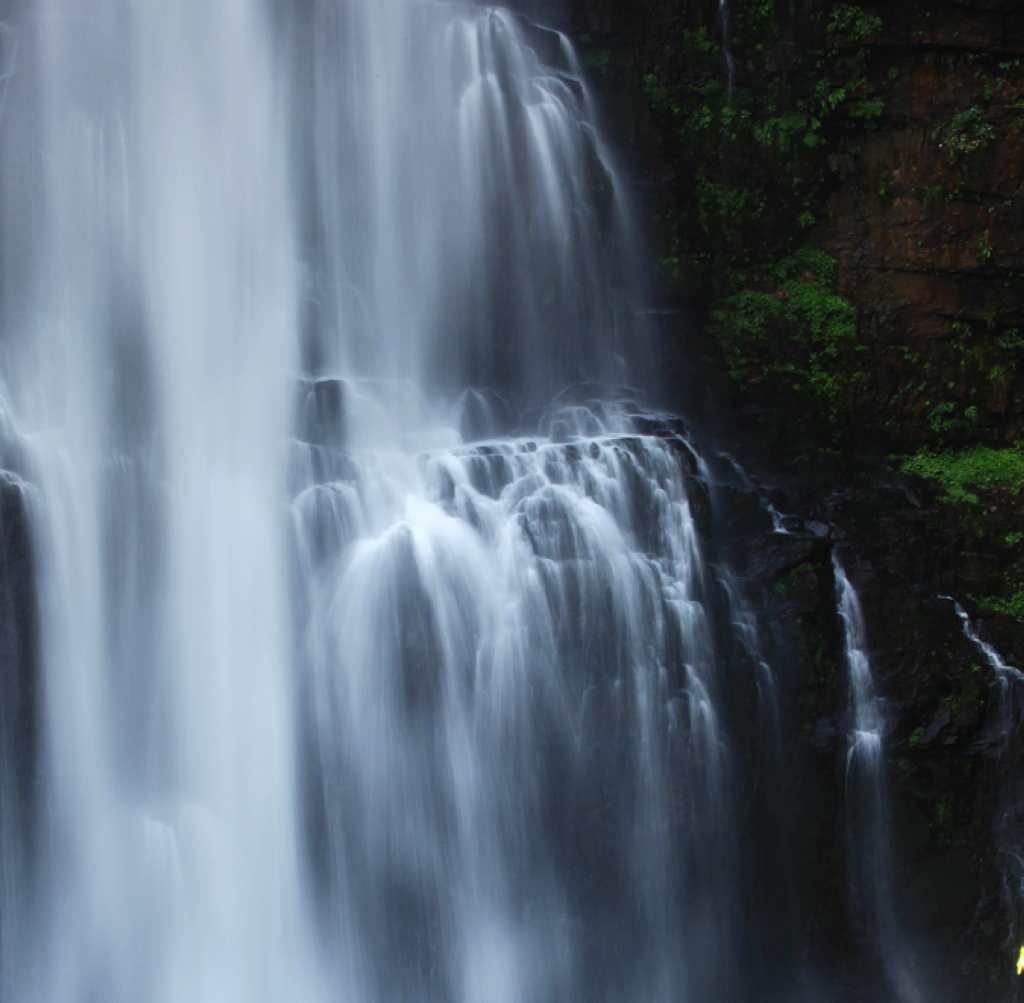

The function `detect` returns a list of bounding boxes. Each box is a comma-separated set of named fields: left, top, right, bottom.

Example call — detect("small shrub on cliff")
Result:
left=901, top=444, right=1024, bottom=506
left=826, top=5, right=882, bottom=48
left=712, top=251, right=861, bottom=428
left=942, top=106, right=994, bottom=164
left=976, top=592, right=1024, bottom=620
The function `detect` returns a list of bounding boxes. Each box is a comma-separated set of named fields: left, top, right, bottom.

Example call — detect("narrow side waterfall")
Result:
left=946, top=599, right=1024, bottom=964
left=835, top=559, right=922, bottom=1003
left=947, top=599, right=1024, bottom=689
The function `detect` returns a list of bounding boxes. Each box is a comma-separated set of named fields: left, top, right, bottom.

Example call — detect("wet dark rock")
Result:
left=714, top=484, right=773, bottom=539
left=630, top=414, right=688, bottom=438
left=0, top=472, right=39, bottom=832
left=295, top=377, right=346, bottom=448
left=782, top=563, right=824, bottom=616
left=743, top=532, right=820, bottom=583
left=921, top=707, right=953, bottom=747
left=672, top=437, right=701, bottom=476
left=814, top=717, right=840, bottom=747
left=682, top=475, right=711, bottom=535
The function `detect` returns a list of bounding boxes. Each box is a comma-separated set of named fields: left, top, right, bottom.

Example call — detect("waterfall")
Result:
left=0, top=0, right=973, bottom=998
left=0, top=2, right=743, bottom=1000
left=945, top=598, right=1024, bottom=968
left=835, top=558, right=922, bottom=1003
left=946, top=598, right=1024, bottom=689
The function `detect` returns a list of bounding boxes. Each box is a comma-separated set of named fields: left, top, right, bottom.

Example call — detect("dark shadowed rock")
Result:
left=295, top=377, right=347, bottom=448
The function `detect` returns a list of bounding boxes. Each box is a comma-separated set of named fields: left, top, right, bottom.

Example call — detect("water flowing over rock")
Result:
left=0, top=3, right=720, bottom=1000
left=835, top=558, right=923, bottom=1003
left=0, top=1, right=1015, bottom=1001
left=946, top=597, right=1024, bottom=968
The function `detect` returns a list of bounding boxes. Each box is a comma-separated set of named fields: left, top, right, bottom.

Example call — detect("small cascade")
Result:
left=835, top=558, right=922, bottom=1002
left=946, top=598, right=1024, bottom=689
left=716, top=450, right=792, bottom=534
left=945, top=598, right=1024, bottom=969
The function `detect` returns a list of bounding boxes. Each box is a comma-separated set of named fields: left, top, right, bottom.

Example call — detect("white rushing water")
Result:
left=292, top=404, right=740, bottom=1001
left=945, top=597, right=1024, bottom=688
left=834, top=559, right=922, bottom=1003
left=0, top=2, right=755, bottom=1001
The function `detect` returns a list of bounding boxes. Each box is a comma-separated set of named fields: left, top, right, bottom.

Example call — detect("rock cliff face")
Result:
left=822, top=2, right=1024, bottom=452
left=519, top=0, right=1024, bottom=997
left=563, top=0, right=1024, bottom=453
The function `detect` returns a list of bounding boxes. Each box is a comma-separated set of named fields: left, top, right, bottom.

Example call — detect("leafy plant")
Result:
left=712, top=251, right=861, bottom=425
left=975, top=592, right=1024, bottom=620
left=901, top=444, right=1024, bottom=506
left=826, top=4, right=882, bottom=47
left=943, top=106, right=995, bottom=164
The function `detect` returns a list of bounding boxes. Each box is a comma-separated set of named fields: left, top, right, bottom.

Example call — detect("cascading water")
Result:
left=835, top=558, right=922, bottom=1003
left=947, top=598, right=1024, bottom=690
left=945, top=598, right=1024, bottom=972
left=2, top=2, right=321, bottom=999
left=294, top=403, right=748, bottom=1001
left=286, top=1, right=650, bottom=412
left=0, top=2, right=750, bottom=1000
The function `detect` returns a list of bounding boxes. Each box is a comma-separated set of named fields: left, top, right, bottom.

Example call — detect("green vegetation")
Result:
left=643, top=3, right=886, bottom=295
left=900, top=444, right=1024, bottom=506
left=975, top=592, right=1024, bottom=620
left=942, top=106, right=995, bottom=164
left=637, top=3, right=894, bottom=441
left=826, top=4, right=882, bottom=46
left=630, top=1, right=1020, bottom=454
left=943, top=663, right=985, bottom=718
left=926, top=401, right=975, bottom=438
left=898, top=447, right=1024, bottom=621
left=712, top=251, right=863, bottom=430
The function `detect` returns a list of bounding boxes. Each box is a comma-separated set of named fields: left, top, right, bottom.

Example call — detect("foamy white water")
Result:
left=0, top=2, right=715, bottom=1001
